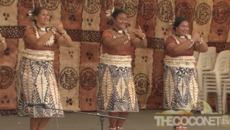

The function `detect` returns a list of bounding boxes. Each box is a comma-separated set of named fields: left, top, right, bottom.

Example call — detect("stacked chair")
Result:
left=202, top=50, right=230, bottom=114
left=196, top=47, right=216, bottom=100
left=222, top=79, right=230, bottom=113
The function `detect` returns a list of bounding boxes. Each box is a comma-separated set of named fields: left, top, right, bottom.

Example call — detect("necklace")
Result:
left=112, top=28, right=126, bottom=34
left=40, top=28, right=46, bottom=31
left=34, top=26, right=54, bottom=46
left=35, top=24, right=46, bottom=32
left=175, top=33, right=186, bottom=39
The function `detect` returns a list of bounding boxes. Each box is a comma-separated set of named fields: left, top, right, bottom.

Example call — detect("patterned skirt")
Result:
left=97, top=53, right=139, bottom=112
left=17, top=49, right=64, bottom=118
left=163, top=55, right=201, bottom=110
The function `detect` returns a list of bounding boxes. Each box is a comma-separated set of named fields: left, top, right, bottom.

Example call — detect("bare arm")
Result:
left=24, top=29, right=55, bottom=48
left=0, top=34, right=7, bottom=52
left=54, top=22, right=74, bottom=47
left=166, top=32, right=201, bottom=54
left=166, top=39, right=194, bottom=54
left=132, top=26, right=147, bottom=48
left=194, top=39, right=208, bottom=52
left=56, top=32, right=74, bottom=47
left=132, top=35, right=147, bottom=48
left=102, top=31, right=131, bottom=48
left=0, top=41, right=7, bottom=52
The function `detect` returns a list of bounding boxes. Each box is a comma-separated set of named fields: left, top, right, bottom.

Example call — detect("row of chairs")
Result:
left=195, top=47, right=230, bottom=114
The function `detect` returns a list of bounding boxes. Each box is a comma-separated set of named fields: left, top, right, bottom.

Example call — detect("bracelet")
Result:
left=142, top=33, right=146, bottom=40
left=50, top=29, right=56, bottom=34
left=0, top=37, right=5, bottom=44
left=187, top=39, right=194, bottom=49
left=199, top=38, right=203, bottom=44
left=61, top=30, right=67, bottom=36
left=137, top=33, right=146, bottom=40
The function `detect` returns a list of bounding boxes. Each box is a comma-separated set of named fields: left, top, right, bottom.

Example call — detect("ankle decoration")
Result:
left=109, top=127, right=116, bottom=130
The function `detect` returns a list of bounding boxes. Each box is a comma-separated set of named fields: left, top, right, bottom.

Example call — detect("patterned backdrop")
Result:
left=1, top=0, right=230, bottom=115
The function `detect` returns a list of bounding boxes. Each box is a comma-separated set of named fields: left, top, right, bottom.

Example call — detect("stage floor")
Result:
left=0, top=110, right=229, bottom=130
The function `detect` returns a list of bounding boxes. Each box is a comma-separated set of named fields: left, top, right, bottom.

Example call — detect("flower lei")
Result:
left=34, top=26, right=55, bottom=46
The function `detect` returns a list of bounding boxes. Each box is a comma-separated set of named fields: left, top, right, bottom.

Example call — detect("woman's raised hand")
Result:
left=53, top=21, right=65, bottom=33
left=191, top=32, right=201, bottom=42
left=0, top=33, right=4, bottom=41
left=133, top=26, right=144, bottom=39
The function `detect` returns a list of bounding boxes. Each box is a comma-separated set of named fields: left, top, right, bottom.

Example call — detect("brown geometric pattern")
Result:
left=208, top=42, right=230, bottom=53
left=0, top=109, right=17, bottom=116
left=0, top=26, right=161, bottom=48
left=147, top=38, right=165, bottom=49
left=0, top=26, right=25, bottom=38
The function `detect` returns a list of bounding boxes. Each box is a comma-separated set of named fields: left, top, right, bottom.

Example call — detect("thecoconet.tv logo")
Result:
left=154, top=100, right=230, bottom=127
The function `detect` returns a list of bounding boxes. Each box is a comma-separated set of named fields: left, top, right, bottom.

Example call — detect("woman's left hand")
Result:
left=0, top=33, right=3, bottom=41
left=54, top=21, right=65, bottom=34
left=133, top=26, right=144, bottom=38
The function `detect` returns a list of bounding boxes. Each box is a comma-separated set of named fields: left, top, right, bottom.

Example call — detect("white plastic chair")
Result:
left=222, top=79, right=230, bottom=114
left=196, top=47, right=216, bottom=90
left=196, top=47, right=216, bottom=100
left=203, top=50, right=230, bottom=114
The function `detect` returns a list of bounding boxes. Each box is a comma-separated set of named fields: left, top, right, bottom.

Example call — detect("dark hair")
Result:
left=32, top=7, right=46, bottom=23
left=172, top=17, right=188, bottom=31
left=107, top=9, right=126, bottom=26
left=111, top=9, right=126, bottom=19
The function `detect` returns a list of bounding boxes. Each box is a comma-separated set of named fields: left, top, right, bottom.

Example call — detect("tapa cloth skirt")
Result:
left=163, top=55, right=202, bottom=110
left=97, top=53, right=139, bottom=112
left=17, top=49, right=64, bottom=118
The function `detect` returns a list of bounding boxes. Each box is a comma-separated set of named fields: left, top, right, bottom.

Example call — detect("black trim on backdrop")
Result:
left=0, top=26, right=228, bottom=51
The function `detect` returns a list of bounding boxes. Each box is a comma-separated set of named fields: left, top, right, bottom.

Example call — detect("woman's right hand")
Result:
left=0, top=33, right=3, bottom=41
left=191, top=32, right=201, bottom=42
left=51, top=22, right=58, bottom=32
left=51, top=27, right=57, bottom=33
left=53, top=21, right=65, bottom=33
